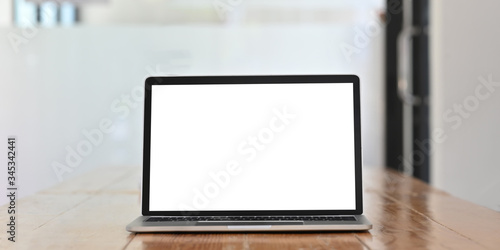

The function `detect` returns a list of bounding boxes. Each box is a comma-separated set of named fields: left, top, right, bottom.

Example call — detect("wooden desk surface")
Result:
left=1, top=166, right=500, bottom=249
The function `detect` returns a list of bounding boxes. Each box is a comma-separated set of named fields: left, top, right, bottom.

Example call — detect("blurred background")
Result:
left=1, top=0, right=499, bottom=212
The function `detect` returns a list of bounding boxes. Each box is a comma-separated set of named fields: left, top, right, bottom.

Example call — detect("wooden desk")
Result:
left=1, top=166, right=500, bottom=249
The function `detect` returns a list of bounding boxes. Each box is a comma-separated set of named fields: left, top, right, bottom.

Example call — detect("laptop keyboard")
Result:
left=145, top=216, right=356, bottom=222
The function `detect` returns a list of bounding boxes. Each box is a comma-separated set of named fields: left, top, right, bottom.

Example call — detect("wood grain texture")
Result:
left=364, top=167, right=500, bottom=249
left=126, top=233, right=367, bottom=250
left=1, top=166, right=500, bottom=249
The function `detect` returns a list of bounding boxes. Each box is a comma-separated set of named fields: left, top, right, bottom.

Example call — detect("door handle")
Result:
left=397, top=0, right=422, bottom=106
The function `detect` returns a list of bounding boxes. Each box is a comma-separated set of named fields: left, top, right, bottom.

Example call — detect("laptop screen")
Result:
left=147, top=79, right=359, bottom=213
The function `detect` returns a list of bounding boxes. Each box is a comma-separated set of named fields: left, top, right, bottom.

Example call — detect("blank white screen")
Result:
left=149, top=83, right=356, bottom=211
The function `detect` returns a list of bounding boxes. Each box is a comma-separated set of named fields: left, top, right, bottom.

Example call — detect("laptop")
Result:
left=126, top=75, right=372, bottom=232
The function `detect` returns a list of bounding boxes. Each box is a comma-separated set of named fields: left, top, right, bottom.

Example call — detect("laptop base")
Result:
left=126, top=215, right=372, bottom=232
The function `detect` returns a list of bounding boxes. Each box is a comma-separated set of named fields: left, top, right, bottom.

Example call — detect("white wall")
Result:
left=1, top=1, right=386, bottom=206
left=431, top=0, right=500, bottom=211
left=0, top=21, right=384, bottom=205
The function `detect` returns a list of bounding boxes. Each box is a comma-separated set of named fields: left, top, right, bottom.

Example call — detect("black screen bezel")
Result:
left=142, top=75, right=362, bottom=216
